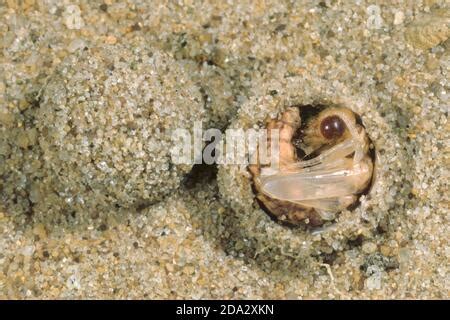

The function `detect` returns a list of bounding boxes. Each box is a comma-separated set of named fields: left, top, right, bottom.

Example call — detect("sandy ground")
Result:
left=0, top=1, right=449, bottom=299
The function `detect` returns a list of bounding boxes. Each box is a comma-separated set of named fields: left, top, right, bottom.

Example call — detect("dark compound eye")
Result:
left=320, top=115, right=345, bottom=139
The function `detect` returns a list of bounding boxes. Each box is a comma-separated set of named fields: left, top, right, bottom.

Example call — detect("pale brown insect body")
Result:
left=249, top=106, right=375, bottom=227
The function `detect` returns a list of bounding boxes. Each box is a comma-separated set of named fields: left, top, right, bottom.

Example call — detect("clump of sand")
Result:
left=33, top=43, right=205, bottom=214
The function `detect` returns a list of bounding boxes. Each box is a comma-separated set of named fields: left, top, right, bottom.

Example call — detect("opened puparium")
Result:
left=249, top=106, right=375, bottom=227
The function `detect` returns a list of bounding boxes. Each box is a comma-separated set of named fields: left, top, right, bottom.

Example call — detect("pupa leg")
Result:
left=259, top=157, right=373, bottom=202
